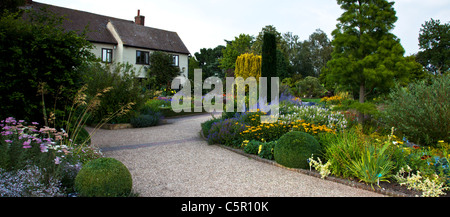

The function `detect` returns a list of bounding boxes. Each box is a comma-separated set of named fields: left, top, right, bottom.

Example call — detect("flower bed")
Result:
left=0, top=117, right=103, bottom=196
left=202, top=97, right=450, bottom=197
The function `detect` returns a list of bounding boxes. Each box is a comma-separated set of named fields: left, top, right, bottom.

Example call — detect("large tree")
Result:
left=194, top=45, right=225, bottom=78
left=416, top=19, right=449, bottom=75
left=324, top=0, right=412, bottom=104
left=261, top=32, right=277, bottom=100
left=219, top=34, right=254, bottom=73
left=0, top=9, right=94, bottom=123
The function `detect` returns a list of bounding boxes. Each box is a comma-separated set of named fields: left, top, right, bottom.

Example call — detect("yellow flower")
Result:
left=258, top=145, right=263, bottom=154
left=438, top=140, right=445, bottom=143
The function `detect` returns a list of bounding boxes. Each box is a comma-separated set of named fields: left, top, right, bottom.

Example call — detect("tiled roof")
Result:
left=31, top=2, right=190, bottom=54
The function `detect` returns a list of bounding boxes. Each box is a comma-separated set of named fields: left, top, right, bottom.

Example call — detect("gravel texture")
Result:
left=89, top=114, right=383, bottom=197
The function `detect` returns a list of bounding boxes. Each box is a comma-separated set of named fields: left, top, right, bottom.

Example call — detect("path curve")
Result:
left=89, top=114, right=383, bottom=197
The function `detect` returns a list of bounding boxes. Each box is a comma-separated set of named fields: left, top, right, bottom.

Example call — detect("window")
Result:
left=172, top=55, right=179, bottom=66
left=102, top=48, right=113, bottom=63
left=136, top=50, right=149, bottom=65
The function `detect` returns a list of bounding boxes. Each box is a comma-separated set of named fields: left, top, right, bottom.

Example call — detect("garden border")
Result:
left=199, top=131, right=413, bottom=197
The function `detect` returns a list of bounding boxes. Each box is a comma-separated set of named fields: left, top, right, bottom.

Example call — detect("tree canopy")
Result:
left=416, top=18, right=450, bottom=75
left=323, top=0, right=416, bottom=103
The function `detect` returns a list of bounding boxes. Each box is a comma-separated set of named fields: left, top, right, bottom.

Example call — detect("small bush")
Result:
left=130, top=112, right=161, bottom=128
left=75, top=158, right=132, bottom=197
left=258, top=141, right=277, bottom=160
left=274, top=131, right=321, bottom=169
left=242, top=140, right=262, bottom=155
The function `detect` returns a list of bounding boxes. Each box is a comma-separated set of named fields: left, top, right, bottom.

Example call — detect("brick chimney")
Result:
left=134, top=9, right=145, bottom=26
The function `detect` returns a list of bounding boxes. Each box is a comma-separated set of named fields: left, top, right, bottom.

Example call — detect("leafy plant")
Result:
left=347, top=142, right=395, bottom=187
left=383, top=74, right=450, bottom=146
left=80, top=62, right=148, bottom=124
left=258, top=141, right=277, bottom=160
left=0, top=9, right=94, bottom=123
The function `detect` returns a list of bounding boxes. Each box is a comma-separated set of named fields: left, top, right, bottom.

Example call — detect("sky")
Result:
left=36, top=0, right=449, bottom=56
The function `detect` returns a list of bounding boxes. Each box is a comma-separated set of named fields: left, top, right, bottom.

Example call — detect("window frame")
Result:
left=101, top=48, right=113, bottom=63
left=172, top=55, right=179, bottom=67
left=136, top=50, right=150, bottom=65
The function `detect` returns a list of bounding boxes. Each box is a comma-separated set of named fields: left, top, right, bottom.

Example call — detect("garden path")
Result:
left=88, top=114, right=383, bottom=197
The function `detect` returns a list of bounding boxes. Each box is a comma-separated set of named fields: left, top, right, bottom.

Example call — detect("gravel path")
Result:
left=89, top=114, right=383, bottom=197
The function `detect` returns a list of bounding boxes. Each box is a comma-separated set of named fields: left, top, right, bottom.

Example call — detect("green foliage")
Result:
left=147, top=51, right=180, bottom=88
left=75, top=158, right=132, bottom=197
left=130, top=113, right=161, bottom=128
left=347, top=142, right=395, bottom=186
left=261, top=32, right=277, bottom=99
left=0, top=9, right=94, bottom=123
left=416, top=19, right=450, bottom=75
left=295, top=76, right=327, bottom=98
left=383, top=75, right=450, bottom=146
left=319, top=128, right=364, bottom=178
left=258, top=141, right=277, bottom=160
left=80, top=62, right=148, bottom=124
left=242, top=140, right=261, bottom=155
left=141, top=98, right=171, bottom=114
left=274, top=131, right=321, bottom=169
left=324, top=0, right=414, bottom=102
left=194, top=45, right=225, bottom=78
left=220, top=34, right=254, bottom=71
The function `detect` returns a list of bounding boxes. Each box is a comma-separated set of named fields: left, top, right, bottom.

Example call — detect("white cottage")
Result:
left=29, top=1, right=190, bottom=78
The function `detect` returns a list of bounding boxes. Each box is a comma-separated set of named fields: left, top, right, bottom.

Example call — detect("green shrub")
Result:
left=80, top=62, right=149, bottom=124
left=130, top=112, right=161, bottom=128
left=274, top=131, right=321, bottom=169
left=142, top=98, right=171, bottom=114
left=383, top=75, right=450, bottom=146
left=319, top=128, right=364, bottom=178
left=258, top=141, right=277, bottom=160
left=295, top=76, right=327, bottom=98
left=0, top=10, right=94, bottom=123
left=242, top=140, right=262, bottom=155
left=75, top=158, right=132, bottom=197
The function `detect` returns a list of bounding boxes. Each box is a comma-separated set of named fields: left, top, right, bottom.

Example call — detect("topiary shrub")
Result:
left=75, top=158, right=132, bottom=197
left=274, top=131, right=321, bottom=169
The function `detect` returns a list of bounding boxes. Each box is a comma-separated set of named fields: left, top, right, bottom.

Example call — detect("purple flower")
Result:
left=4, top=140, right=13, bottom=143
left=23, top=139, right=32, bottom=149
left=5, top=117, right=16, bottom=124
left=32, top=122, right=39, bottom=125
left=40, top=144, right=48, bottom=153
left=1, top=131, right=12, bottom=136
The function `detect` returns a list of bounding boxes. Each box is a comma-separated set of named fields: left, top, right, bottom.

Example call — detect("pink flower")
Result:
left=4, top=140, right=12, bottom=143
left=54, top=157, right=61, bottom=164
left=32, top=122, right=39, bottom=125
left=23, top=139, right=32, bottom=148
